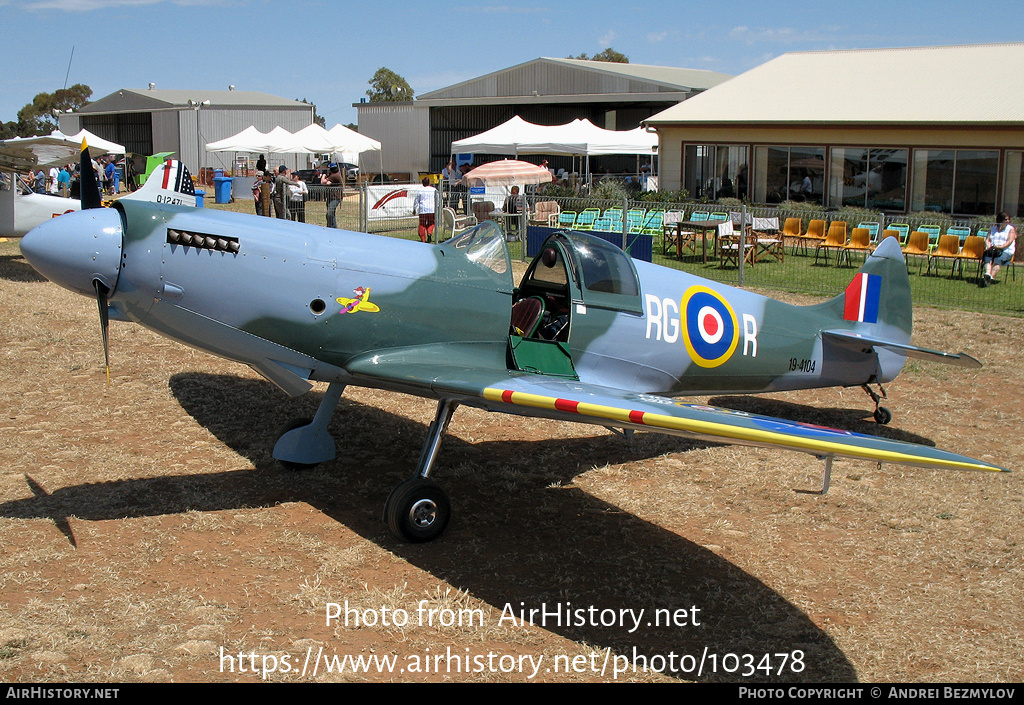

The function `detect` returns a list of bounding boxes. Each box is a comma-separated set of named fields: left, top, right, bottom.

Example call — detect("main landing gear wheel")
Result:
left=384, top=478, right=451, bottom=543
left=873, top=406, right=893, bottom=425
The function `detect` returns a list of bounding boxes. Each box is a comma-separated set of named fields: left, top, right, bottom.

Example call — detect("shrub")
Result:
left=589, top=179, right=629, bottom=202
left=637, top=187, right=690, bottom=205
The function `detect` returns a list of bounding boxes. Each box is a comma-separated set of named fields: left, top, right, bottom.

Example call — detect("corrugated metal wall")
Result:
left=358, top=103, right=430, bottom=175
left=442, top=63, right=667, bottom=100
left=72, top=106, right=312, bottom=173
left=80, top=112, right=154, bottom=155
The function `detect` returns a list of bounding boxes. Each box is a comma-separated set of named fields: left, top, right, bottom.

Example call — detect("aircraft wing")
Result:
left=0, top=136, right=81, bottom=171
left=345, top=349, right=1007, bottom=474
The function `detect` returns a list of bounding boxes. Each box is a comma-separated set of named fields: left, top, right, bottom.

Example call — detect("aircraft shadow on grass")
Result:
left=708, top=395, right=937, bottom=447
left=0, top=254, right=48, bottom=284
left=1, top=373, right=861, bottom=682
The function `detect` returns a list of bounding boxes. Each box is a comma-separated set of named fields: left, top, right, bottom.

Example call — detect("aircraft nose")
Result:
left=20, top=208, right=123, bottom=298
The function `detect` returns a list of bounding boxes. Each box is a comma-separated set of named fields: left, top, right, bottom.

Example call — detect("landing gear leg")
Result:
left=861, top=382, right=891, bottom=425
left=384, top=399, right=458, bottom=542
left=273, top=382, right=345, bottom=469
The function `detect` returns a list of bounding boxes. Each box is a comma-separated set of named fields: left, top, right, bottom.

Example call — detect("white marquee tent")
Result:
left=204, top=126, right=276, bottom=154
left=206, top=124, right=383, bottom=174
left=450, top=116, right=657, bottom=156
left=207, top=124, right=381, bottom=158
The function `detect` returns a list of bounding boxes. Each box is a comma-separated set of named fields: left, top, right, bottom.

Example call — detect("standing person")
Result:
left=252, top=171, right=265, bottom=215
left=502, top=185, right=527, bottom=239
left=272, top=165, right=298, bottom=219
left=982, top=212, right=1017, bottom=287
left=34, top=169, right=47, bottom=194
left=289, top=172, right=308, bottom=223
left=125, top=158, right=137, bottom=192
left=441, top=159, right=459, bottom=209
left=111, top=159, right=121, bottom=196
left=48, top=166, right=59, bottom=194
left=413, top=177, right=438, bottom=243
left=458, top=163, right=473, bottom=214
left=322, top=164, right=344, bottom=228
left=256, top=154, right=267, bottom=174
left=57, top=165, right=71, bottom=198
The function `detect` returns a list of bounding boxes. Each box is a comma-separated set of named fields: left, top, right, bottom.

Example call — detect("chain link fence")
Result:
left=259, top=182, right=1022, bottom=316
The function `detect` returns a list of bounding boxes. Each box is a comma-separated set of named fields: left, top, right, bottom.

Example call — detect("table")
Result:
left=668, top=220, right=722, bottom=263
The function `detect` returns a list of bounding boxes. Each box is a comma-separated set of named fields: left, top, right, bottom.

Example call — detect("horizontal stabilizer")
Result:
left=822, top=330, right=982, bottom=369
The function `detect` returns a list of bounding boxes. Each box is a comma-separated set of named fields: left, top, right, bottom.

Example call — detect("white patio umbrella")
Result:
left=459, top=159, right=553, bottom=187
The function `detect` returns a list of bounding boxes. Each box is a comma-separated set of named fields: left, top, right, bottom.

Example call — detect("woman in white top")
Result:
left=982, top=212, right=1017, bottom=286
left=288, top=174, right=308, bottom=223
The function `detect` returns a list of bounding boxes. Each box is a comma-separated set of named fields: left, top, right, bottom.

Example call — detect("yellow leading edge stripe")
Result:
left=483, top=388, right=1001, bottom=473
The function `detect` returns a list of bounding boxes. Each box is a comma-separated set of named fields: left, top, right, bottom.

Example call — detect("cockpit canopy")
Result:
left=440, top=221, right=510, bottom=277
left=527, top=231, right=642, bottom=313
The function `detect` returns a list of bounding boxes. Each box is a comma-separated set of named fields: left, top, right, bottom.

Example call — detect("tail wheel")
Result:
left=384, top=478, right=450, bottom=542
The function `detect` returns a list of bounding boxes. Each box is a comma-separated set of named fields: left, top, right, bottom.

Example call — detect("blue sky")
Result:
left=2, top=0, right=1022, bottom=130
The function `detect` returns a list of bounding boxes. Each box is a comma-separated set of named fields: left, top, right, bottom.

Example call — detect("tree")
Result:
left=366, top=68, right=414, bottom=102
left=567, top=47, right=629, bottom=63
left=0, top=121, right=20, bottom=140
left=15, top=84, right=92, bottom=136
left=297, top=98, right=326, bottom=127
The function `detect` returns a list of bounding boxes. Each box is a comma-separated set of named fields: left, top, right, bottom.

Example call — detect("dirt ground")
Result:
left=0, top=238, right=1021, bottom=683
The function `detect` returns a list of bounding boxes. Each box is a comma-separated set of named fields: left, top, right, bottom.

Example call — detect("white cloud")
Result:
left=647, top=31, right=669, bottom=43
left=24, top=0, right=233, bottom=10
left=598, top=30, right=616, bottom=48
left=728, top=25, right=843, bottom=46
left=456, top=4, right=550, bottom=14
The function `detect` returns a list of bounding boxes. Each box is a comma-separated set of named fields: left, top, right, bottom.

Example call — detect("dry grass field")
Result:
left=0, top=234, right=1021, bottom=683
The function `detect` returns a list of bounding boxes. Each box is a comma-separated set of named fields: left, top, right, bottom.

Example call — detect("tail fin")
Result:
left=122, top=159, right=197, bottom=207
left=79, top=141, right=103, bottom=210
left=818, top=237, right=912, bottom=344
left=818, top=237, right=981, bottom=373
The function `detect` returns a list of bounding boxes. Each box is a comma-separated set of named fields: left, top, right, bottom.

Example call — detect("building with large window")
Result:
left=645, top=43, right=1024, bottom=217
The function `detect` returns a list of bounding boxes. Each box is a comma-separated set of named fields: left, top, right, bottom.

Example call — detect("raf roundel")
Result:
left=681, top=285, right=739, bottom=368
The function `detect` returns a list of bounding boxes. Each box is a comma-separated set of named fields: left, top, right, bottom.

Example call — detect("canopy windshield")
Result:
left=441, top=221, right=511, bottom=276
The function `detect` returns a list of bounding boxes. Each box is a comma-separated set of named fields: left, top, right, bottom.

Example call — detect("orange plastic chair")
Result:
left=797, top=218, right=825, bottom=255
left=782, top=217, right=803, bottom=247
left=814, top=221, right=847, bottom=265
left=954, top=235, right=986, bottom=281
left=839, top=227, right=873, bottom=267
left=901, top=231, right=930, bottom=273
left=873, top=229, right=902, bottom=250
left=927, top=234, right=961, bottom=277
